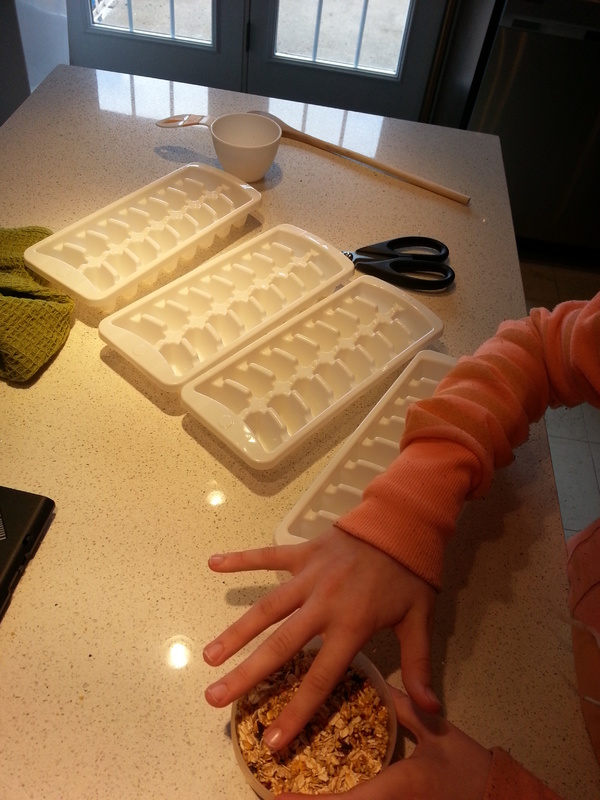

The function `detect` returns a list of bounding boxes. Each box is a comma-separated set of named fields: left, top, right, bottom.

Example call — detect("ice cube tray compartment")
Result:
left=273, top=350, right=456, bottom=545
left=98, top=225, right=355, bottom=390
left=24, top=164, right=261, bottom=309
left=180, top=277, right=444, bottom=469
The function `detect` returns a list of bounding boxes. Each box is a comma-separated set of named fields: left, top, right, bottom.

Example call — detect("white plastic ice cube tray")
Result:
left=180, top=276, right=444, bottom=469
left=23, top=164, right=261, bottom=309
left=98, top=225, right=355, bottom=390
left=273, top=350, right=456, bottom=545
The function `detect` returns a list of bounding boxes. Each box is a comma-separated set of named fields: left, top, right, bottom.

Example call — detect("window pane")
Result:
left=174, top=0, right=212, bottom=41
left=275, top=0, right=411, bottom=76
left=315, top=0, right=367, bottom=68
left=132, top=0, right=173, bottom=37
left=90, top=0, right=212, bottom=43
left=358, top=0, right=411, bottom=73
left=275, top=0, right=320, bottom=61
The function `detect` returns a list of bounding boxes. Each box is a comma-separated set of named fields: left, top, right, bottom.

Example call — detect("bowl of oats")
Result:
left=231, top=641, right=397, bottom=797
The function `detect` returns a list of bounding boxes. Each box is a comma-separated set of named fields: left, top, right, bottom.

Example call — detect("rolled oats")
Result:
left=235, top=649, right=389, bottom=796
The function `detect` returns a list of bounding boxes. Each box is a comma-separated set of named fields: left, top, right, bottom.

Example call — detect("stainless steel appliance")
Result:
left=468, top=0, right=600, bottom=253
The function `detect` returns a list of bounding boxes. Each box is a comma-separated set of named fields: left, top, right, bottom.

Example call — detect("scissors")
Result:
left=343, top=236, right=455, bottom=291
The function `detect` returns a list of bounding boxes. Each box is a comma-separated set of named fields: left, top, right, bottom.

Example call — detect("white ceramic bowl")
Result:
left=210, top=113, right=281, bottom=183
left=231, top=642, right=397, bottom=799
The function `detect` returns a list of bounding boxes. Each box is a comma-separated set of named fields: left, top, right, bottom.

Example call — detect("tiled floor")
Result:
left=519, top=251, right=600, bottom=540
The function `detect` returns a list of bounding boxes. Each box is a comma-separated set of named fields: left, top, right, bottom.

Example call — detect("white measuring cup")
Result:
left=157, top=112, right=281, bottom=183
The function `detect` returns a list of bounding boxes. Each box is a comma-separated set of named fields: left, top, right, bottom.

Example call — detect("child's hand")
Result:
left=280, top=686, right=492, bottom=800
left=203, top=526, right=438, bottom=749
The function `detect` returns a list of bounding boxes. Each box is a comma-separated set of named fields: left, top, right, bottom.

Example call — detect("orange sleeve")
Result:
left=483, top=749, right=564, bottom=800
left=336, top=293, right=600, bottom=589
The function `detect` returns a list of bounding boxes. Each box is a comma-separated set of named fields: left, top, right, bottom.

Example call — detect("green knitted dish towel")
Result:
left=0, top=226, right=74, bottom=383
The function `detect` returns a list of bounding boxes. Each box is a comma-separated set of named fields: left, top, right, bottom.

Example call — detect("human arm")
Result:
left=205, top=294, right=600, bottom=746
left=339, top=293, right=600, bottom=587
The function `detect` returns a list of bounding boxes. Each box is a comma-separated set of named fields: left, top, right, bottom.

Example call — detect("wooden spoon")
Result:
left=251, top=110, right=470, bottom=205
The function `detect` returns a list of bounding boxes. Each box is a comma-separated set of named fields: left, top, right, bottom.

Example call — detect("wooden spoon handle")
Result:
left=285, top=126, right=470, bottom=205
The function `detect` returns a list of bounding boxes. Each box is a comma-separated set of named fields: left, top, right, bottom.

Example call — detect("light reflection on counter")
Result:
left=95, top=71, right=208, bottom=119
left=267, top=97, right=383, bottom=157
left=164, top=635, right=194, bottom=670
left=94, top=71, right=383, bottom=157
left=206, top=483, right=226, bottom=508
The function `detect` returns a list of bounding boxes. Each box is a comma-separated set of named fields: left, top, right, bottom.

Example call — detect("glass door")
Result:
left=67, top=0, right=449, bottom=119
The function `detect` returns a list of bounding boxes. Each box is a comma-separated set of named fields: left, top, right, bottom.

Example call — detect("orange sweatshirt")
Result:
left=336, top=292, right=600, bottom=799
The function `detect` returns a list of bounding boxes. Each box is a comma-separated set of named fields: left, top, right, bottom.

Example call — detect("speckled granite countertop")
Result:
left=0, top=65, right=597, bottom=799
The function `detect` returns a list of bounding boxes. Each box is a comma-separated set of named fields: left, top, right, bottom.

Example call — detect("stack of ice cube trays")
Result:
left=25, top=164, right=448, bottom=471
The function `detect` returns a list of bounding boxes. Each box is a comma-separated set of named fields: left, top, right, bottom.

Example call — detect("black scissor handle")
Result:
left=386, top=236, right=449, bottom=262
left=377, top=260, right=455, bottom=290
left=353, top=258, right=455, bottom=290
left=345, top=235, right=454, bottom=291
left=355, top=236, right=449, bottom=263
